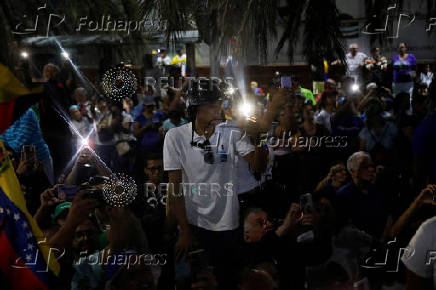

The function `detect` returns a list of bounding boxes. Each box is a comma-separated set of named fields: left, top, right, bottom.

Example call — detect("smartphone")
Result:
left=22, top=145, right=36, bottom=160
left=187, top=249, right=210, bottom=281
left=300, top=193, right=314, bottom=214
left=57, top=185, right=81, bottom=201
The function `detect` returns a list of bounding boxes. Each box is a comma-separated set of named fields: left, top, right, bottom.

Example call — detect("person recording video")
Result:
left=164, top=81, right=268, bottom=288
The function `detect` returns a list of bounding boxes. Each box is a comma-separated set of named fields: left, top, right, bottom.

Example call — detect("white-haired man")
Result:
left=336, top=151, right=392, bottom=240
left=344, top=43, right=368, bottom=82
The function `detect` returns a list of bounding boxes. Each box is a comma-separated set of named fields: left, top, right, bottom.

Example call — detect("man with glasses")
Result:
left=163, top=81, right=267, bottom=288
left=336, top=151, right=392, bottom=240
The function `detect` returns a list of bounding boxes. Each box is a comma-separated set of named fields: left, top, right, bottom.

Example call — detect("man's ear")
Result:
left=244, top=232, right=251, bottom=243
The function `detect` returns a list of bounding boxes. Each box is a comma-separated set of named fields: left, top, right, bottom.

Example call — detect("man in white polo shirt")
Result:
left=346, top=43, right=368, bottom=82
left=163, top=81, right=267, bottom=288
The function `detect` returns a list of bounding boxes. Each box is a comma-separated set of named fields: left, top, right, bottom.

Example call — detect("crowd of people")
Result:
left=1, top=40, right=436, bottom=290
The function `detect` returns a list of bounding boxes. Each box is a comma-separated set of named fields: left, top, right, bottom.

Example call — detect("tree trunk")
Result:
left=209, top=40, right=220, bottom=77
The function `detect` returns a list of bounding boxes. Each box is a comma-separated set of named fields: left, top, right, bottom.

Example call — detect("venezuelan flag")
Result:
left=0, top=64, right=43, bottom=134
left=0, top=140, right=59, bottom=289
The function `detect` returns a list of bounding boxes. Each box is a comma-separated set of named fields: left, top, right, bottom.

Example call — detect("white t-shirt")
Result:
left=114, top=111, right=135, bottom=142
left=71, top=118, right=91, bottom=138
left=358, top=121, right=399, bottom=152
left=236, top=146, right=274, bottom=194
left=157, top=55, right=170, bottom=66
left=402, top=216, right=436, bottom=288
left=346, top=52, right=368, bottom=79
left=163, top=121, right=254, bottom=231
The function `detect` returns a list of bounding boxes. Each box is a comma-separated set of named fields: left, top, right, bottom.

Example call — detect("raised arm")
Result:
left=167, top=169, right=193, bottom=260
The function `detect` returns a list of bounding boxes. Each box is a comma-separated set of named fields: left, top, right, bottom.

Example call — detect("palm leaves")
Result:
left=1, top=0, right=347, bottom=71
left=303, top=0, right=345, bottom=65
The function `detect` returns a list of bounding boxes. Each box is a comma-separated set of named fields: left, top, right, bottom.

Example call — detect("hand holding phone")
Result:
left=300, top=193, right=314, bottom=214
left=57, top=185, right=81, bottom=201
left=16, top=146, right=36, bottom=175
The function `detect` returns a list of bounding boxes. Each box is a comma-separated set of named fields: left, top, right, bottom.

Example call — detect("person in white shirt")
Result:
left=69, top=105, right=91, bottom=150
left=420, top=64, right=434, bottom=88
left=345, top=43, right=368, bottom=82
left=157, top=49, right=171, bottom=66
left=314, top=90, right=337, bottom=132
left=163, top=82, right=267, bottom=287
left=401, top=184, right=436, bottom=289
left=170, top=48, right=187, bottom=77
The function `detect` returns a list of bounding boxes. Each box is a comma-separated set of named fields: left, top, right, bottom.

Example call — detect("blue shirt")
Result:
left=336, top=181, right=388, bottom=238
left=0, top=108, right=51, bottom=161
left=134, top=111, right=166, bottom=148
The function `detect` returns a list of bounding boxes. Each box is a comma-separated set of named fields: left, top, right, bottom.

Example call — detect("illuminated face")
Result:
left=244, top=211, right=273, bottom=243
left=350, top=45, right=358, bottom=56
left=74, top=91, right=87, bottom=104
left=144, top=159, right=163, bottom=184
left=43, top=65, right=57, bottom=80
left=72, top=219, right=98, bottom=254
left=331, top=164, right=347, bottom=184
left=399, top=43, right=407, bottom=54
left=70, top=108, right=82, bottom=121
left=356, top=156, right=376, bottom=184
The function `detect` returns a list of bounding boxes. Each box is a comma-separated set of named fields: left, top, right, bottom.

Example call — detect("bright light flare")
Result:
left=238, top=102, right=254, bottom=118
left=81, top=138, right=89, bottom=147
left=226, top=87, right=235, bottom=95
left=20, top=51, right=29, bottom=59
left=351, top=83, right=359, bottom=92
left=61, top=51, right=70, bottom=59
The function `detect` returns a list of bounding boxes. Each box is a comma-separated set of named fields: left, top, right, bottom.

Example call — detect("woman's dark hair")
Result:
left=393, top=92, right=411, bottom=115
left=332, top=100, right=355, bottom=124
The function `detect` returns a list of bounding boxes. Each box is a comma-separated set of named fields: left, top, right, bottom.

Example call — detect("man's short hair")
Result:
left=347, top=151, right=370, bottom=173
left=349, top=43, right=358, bottom=49
left=145, top=153, right=163, bottom=165
left=43, top=63, right=60, bottom=75
left=75, top=87, right=87, bottom=97
left=243, top=207, right=265, bottom=222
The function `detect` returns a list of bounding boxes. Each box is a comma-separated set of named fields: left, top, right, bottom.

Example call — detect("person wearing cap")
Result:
left=133, top=93, right=166, bottom=156
left=163, top=82, right=268, bottom=288
left=52, top=201, right=72, bottom=227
